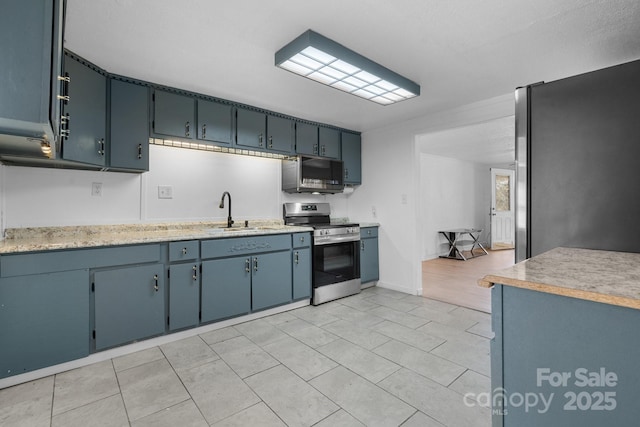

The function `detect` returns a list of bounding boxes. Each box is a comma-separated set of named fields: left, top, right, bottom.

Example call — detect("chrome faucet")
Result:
left=219, top=191, right=234, bottom=228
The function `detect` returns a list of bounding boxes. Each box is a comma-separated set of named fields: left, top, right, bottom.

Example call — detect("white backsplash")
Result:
left=0, top=144, right=351, bottom=234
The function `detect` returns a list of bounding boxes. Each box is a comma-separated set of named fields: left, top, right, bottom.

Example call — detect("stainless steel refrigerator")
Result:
left=515, top=59, right=640, bottom=262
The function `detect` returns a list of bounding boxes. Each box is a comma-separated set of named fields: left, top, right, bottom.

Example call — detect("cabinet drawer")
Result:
left=360, top=227, right=378, bottom=238
left=0, top=244, right=161, bottom=278
left=292, top=232, right=311, bottom=248
left=169, top=240, right=200, bottom=262
left=201, top=235, right=291, bottom=259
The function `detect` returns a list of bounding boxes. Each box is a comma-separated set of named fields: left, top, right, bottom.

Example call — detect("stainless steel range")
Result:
left=283, top=203, right=361, bottom=305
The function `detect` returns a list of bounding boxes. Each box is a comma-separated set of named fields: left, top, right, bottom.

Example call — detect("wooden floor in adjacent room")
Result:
left=422, top=249, right=515, bottom=313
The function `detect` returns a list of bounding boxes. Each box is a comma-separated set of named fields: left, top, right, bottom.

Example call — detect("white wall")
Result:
left=0, top=145, right=350, bottom=233
left=420, top=154, right=491, bottom=259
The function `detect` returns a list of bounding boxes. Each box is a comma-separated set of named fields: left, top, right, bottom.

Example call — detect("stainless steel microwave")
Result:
left=282, top=155, right=344, bottom=194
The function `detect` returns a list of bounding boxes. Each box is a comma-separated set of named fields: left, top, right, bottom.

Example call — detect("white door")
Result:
left=490, top=168, right=515, bottom=250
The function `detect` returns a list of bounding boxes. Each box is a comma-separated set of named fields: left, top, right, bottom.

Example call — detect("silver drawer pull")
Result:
left=153, top=274, right=159, bottom=291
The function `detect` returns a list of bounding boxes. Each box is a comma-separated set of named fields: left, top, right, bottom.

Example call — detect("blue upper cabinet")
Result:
left=152, top=90, right=196, bottom=140
left=0, top=0, right=65, bottom=152
left=236, top=108, right=293, bottom=154
left=197, top=99, right=233, bottom=145
left=295, top=122, right=319, bottom=156
left=109, top=79, right=149, bottom=171
left=341, top=131, right=362, bottom=185
left=61, top=53, right=108, bottom=167
left=318, top=127, right=341, bottom=159
left=267, top=115, right=294, bottom=154
left=236, top=108, right=266, bottom=150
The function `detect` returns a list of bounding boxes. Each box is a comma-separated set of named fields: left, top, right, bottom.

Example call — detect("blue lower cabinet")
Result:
left=360, top=227, right=379, bottom=283
left=168, top=263, right=200, bottom=331
left=292, top=247, right=311, bottom=300
left=201, top=257, right=251, bottom=323
left=93, top=263, right=165, bottom=351
left=0, top=270, right=89, bottom=379
left=252, top=250, right=292, bottom=311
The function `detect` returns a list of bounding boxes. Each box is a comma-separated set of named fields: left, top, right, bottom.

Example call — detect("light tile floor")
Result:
left=0, top=287, right=492, bottom=427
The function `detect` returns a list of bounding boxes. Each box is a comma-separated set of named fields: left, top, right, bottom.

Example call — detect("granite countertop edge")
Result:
left=0, top=221, right=314, bottom=254
left=478, top=247, right=640, bottom=310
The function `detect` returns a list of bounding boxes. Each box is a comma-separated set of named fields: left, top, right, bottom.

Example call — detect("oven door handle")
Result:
left=314, top=235, right=361, bottom=245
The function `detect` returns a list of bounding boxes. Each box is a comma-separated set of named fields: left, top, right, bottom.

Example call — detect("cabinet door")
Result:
left=341, top=132, right=362, bottom=184
left=292, top=247, right=311, bottom=300
left=201, top=257, right=251, bottom=323
left=319, top=127, right=341, bottom=159
left=0, top=270, right=89, bottom=379
left=360, top=237, right=379, bottom=283
left=110, top=80, right=149, bottom=171
left=169, top=263, right=200, bottom=331
left=94, top=264, right=165, bottom=351
left=252, top=251, right=292, bottom=311
left=267, top=115, right=294, bottom=153
left=62, top=54, right=107, bottom=166
left=295, top=122, right=319, bottom=155
left=197, top=100, right=233, bottom=145
left=236, top=108, right=266, bottom=150
left=153, top=90, right=195, bottom=139
left=0, top=0, right=63, bottom=139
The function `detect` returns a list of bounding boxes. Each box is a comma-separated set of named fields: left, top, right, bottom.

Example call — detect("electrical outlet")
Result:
left=158, top=185, right=173, bottom=199
left=91, top=182, right=102, bottom=197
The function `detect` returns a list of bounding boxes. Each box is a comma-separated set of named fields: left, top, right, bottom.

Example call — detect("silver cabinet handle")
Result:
left=245, top=259, right=250, bottom=273
left=253, top=257, right=258, bottom=272
left=321, top=145, right=326, bottom=156
left=361, top=241, right=365, bottom=251
left=294, top=251, right=299, bottom=264
left=192, top=265, right=198, bottom=281
left=182, top=247, right=188, bottom=255
left=97, top=138, right=105, bottom=156
left=268, top=136, right=273, bottom=149
left=153, top=274, right=159, bottom=292
left=57, top=74, right=70, bottom=103
left=185, top=121, right=190, bottom=137
left=300, top=236, right=305, bottom=243
left=345, top=168, right=349, bottom=178
left=258, top=133, right=263, bottom=147
left=202, top=123, right=207, bottom=139
left=313, top=143, right=318, bottom=155
left=137, top=144, right=143, bottom=159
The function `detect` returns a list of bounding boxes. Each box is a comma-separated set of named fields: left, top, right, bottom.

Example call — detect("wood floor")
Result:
left=422, top=249, right=515, bottom=313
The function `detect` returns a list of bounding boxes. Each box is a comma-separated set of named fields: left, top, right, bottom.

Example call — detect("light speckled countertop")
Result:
left=479, top=247, right=640, bottom=310
left=0, top=221, right=313, bottom=254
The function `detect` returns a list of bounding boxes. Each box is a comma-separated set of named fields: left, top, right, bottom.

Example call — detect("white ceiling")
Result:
left=64, top=0, right=640, bottom=135
left=417, top=116, right=516, bottom=165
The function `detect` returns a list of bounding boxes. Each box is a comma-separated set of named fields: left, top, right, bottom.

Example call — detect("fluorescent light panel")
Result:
left=275, top=30, right=420, bottom=105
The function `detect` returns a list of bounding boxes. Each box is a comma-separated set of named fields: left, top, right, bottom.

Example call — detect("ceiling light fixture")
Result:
left=275, top=30, right=420, bottom=105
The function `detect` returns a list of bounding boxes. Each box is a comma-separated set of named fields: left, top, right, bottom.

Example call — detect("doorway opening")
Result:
left=417, top=117, right=516, bottom=313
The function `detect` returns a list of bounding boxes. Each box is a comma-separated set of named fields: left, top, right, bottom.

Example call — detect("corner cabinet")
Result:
left=109, top=79, right=149, bottom=171
left=360, top=227, right=379, bottom=285
left=61, top=53, right=108, bottom=166
left=341, top=132, right=362, bottom=185
left=0, top=0, right=65, bottom=148
left=0, top=269, right=89, bottom=379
